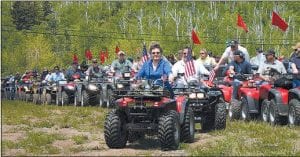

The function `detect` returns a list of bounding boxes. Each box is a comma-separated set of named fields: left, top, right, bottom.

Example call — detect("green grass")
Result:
left=188, top=121, right=300, bottom=156
left=72, top=135, right=89, bottom=145
left=2, top=100, right=300, bottom=156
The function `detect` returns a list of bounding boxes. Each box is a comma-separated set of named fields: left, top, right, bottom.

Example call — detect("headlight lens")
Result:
left=117, top=84, right=124, bottom=89
left=189, top=93, right=196, bottom=99
left=124, top=73, right=131, bottom=78
left=88, top=84, right=98, bottom=91
left=196, top=93, right=205, bottom=99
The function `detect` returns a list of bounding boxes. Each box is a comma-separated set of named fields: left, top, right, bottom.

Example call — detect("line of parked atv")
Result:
left=1, top=71, right=134, bottom=108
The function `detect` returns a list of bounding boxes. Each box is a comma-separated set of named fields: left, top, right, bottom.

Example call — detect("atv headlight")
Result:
left=196, top=93, right=205, bottom=99
left=117, top=83, right=124, bottom=89
left=189, top=93, right=196, bottom=99
left=88, top=84, right=98, bottom=91
left=66, top=84, right=75, bottom=91
left=53, top=86, right=57, bottom=91
left=124, top=72, right=131, bottom=78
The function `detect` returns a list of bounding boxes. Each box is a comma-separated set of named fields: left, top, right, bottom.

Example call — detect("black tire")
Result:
left=82, top=90, right=90, bottom=106
left=59, top=91, right=70, bottom=105
left=104, top=110, right=127, bottom=148
left=269, top=99, right=281, bottom=126
left=180, top=106, right=195, bottom=143
left=25, top=93, right=31, bottom=102
left=46, top=93, right=52, bottom=105
left=215, top=102, right=227, bottom=130
left=261, top=99, right=269, bottom=122
left=240, top=96, right=253, bottom=121
left=33, top=94, right=39, bottom=104
left=158, top=110, right=180, bottom=151
left=106, top=88, right=115, bottom=108
left=228, top=99, right=241, bottom=120
left=288, top=99, right=300, bottom=126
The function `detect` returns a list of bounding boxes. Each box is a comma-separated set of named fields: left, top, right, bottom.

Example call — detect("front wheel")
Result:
left=158, top=110, right=180, bottom=151
left=240, top=96, right=253, bottom=121
left=288, top=99, right=300, bottom=126
left=180, top=106, right=195, bottom=143
left=104, top=110, right=127, bottom=148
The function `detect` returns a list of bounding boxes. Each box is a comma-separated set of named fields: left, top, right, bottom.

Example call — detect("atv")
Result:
left=173, top=77, right=226, bottom=132
left=104, top=79, right=195, bottom=150
left=288, top=86, right=300, bottom=126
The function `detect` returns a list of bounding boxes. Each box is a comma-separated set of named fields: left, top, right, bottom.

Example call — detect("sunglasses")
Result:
left=152, top=51, right=161, bottom=55
left=200, top=53, right=206, bottom=55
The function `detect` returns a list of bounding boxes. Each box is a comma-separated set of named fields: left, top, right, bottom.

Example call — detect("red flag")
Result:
left=191, top=29, right=201, bottom=45
left=115, top=45, right=120, bottom=54
left=237, top=14, right=248, bottom=33
left=73, top=54, right=78, bottom=63
left=85, top=49, right=93, bottom=60
left=99, top=51, right=106, bottom=64
left=272, top=11, right=288, bottom=32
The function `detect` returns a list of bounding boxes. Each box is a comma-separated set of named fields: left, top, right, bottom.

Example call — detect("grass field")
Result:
left=1, top=100, right=300, bottom=156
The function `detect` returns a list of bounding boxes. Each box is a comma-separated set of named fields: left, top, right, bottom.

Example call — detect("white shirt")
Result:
left=172, top=59, right=210, bottom=85
left=250, top=53, right=266, bottom=67
left=222, top=45, right=250, bottom=63
left=257, top=60, right=287, bottom=75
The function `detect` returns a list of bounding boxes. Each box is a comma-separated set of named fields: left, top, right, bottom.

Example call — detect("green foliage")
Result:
left=2, top=1, right=300, bottom=75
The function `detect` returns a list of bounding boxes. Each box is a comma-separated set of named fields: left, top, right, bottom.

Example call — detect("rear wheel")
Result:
left=288, top=99, right=300, bottom=126
left=228, top=99, right=241, bottom=120
left=82, top=90, right=90, bottom=106
left=215, top=102, right=227, bottom=130
left=261, top=99, right=269, bottom=122
left=33, top=94, right=39, bottom=104
left=46, top=94, right=52, bottom=105
left=269, top=99, right=282, bottom=126
left=240, top=96, right=253, bottom=121
left=180, top=106, right=195, bottom=143
left=106, top=88, right=115, bottom=108
left=25, top=93, right=31, bottom=102
left=158, top=110, right=180, bottom=151
left=104, top=110, right=127, bottom=148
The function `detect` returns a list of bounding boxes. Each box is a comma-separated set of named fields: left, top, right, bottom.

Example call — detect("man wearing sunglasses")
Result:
left=214, top=40, right=250, bottom=71
left=170, top=47, right=210, bottom=87
left=111, top=51, right=133, bottom=75
left=86, top=59, right=104, bottom=79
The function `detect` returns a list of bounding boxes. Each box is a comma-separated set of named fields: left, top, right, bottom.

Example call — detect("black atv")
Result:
left=104, top=79, right=195, bottom=150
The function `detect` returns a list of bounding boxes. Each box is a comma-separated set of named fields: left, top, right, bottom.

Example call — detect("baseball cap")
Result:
left=256, top=48, right=263, bottom=53
left=118, top=51, right=125, bottom=55
left=230, top=40, right=239, bottom=47
left=92, top=59, right=97, bottom=63
left=233, top=50, right=244, bottom=57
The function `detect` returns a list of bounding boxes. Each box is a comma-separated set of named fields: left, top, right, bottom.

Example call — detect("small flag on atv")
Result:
left=209, top=70, right=216, bottom=83
left=142, top=44, right=148, bottom=63
left=184, top=48, right=196, bottom=79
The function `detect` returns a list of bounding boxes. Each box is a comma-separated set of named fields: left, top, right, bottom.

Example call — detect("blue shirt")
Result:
left=136, top=59, right=172, bottom=80
left=47, top=72, right=66, bottom=82
left=229, top=60, right=252, bottom=74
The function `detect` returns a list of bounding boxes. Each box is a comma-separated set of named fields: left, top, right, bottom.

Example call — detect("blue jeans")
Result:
left=293, top=79, right=300, bottom=88
left=232, top=79, right=242, bottom=100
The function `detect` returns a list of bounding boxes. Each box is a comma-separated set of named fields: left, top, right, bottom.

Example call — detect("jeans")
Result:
left=232, top=79, right=242, bottom=100
left=293, top=79, right=300, bottom=88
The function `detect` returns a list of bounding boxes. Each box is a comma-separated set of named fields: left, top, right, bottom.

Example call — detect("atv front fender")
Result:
left=176, top=95, right=188, bottom=125
left=269, top=89, right=289, bottom=116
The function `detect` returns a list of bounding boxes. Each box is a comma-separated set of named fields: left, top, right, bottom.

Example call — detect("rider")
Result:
left=86, top=59, right=104, bottom=79
left=110, top=51, right=133, bottom=76
left=135, top=42, right=174, bottom=97
left=66, top=61, right=85, bottom=81
left=226, top=50, right=252, bottom=100
left=250, top=48, right=266, bottom=67
left=214, top=40, right=250, bottom=71
left=290, top=42, right=300, bottom=87
left=170, top=47, right=210, bottom=87
left=46, top=66, right=66, bottom=82
left=41, top=67, right=49, bottom=81
left=257, top=49, right=287, bottom=82
left=197, top=48, right=217, bottom=67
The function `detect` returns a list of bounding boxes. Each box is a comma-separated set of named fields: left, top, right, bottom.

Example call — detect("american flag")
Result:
left=209, top=70, right=216, bottom=83
left=142, top=44, right=148, bottom=63
left=184, top=48, right=196, bottom=79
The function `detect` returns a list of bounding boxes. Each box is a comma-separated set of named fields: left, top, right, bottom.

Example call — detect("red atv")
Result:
left=104, top=79, right=194, bottom=150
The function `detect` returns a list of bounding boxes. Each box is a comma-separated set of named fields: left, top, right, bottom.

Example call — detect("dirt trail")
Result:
left=2, top=125, right=222, bottom=156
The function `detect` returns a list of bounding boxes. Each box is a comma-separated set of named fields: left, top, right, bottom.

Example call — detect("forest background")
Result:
left=1, top=1, right=300, bottom=76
